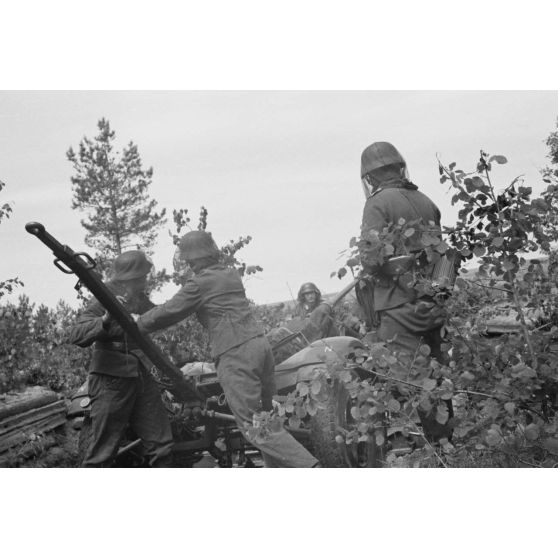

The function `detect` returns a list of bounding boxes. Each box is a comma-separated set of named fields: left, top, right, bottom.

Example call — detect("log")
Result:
left=0, top=400, right=67, bottom=437
left=0, top=434, right=57, bottom=467
left=0, top=413, right=67, bottom=454
left=0, top=401, right=67, bottom=454
left=0, top=386, right=59, bottom=421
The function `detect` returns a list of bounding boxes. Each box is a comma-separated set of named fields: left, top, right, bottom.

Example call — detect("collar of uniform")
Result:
left=196, top=263, right=227, bottom=275
left=368, top=187, right=383, bottom=199
left=378, top=178, right=419, bottom=191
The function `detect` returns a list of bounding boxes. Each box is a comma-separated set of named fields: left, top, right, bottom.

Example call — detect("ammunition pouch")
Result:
left=379, top=254, right=416, bottom=277
left=431, top=250, right=461, bottom=287
left=355, top=277, right=379, bottom=329
left=380, top=250, right=460, bottom=287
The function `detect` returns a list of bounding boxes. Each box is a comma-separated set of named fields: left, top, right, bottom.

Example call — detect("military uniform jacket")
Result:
left=293, top=302, right=313, bottom=319
left=359, top=179, right=441, bottom=312
left=137, top=264, right=264, bottom=359
left=67, top=284, right=155, bottom=378
left=292, top=302, right=338, bottom=339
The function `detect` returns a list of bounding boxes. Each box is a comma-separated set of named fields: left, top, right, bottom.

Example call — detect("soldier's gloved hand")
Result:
left=101, top=312, right=124, bottom=338
left=101, top=311, right=113, bottom=329
left=106, top=322, right=124, bottom=338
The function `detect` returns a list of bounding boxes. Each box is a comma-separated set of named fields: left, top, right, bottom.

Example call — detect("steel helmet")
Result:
left=178, top=230, right=220, bottom=261
left=360, top=141, right=407, bottom=178
left=298, top=282, right=321, bottom=301
left=112, top=250, right=153, bottom=281
left=360, top=142, right=410, bottom=198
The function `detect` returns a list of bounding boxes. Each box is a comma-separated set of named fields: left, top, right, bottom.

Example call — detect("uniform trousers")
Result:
left=217, top=336, right=318, bottom=467
left=378, top=303, right=453, bottom=442
left=83, top=369, right=174, bottom=467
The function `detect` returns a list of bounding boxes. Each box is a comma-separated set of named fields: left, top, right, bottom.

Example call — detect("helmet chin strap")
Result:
left=402, top=166, right=410, bottom=181
left=361, top=176, right=375, bottom=199
left=361, top=165, right=411, bottom=198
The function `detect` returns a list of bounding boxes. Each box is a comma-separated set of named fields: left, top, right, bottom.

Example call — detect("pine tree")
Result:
left=67, top=118, right=167, bottom=281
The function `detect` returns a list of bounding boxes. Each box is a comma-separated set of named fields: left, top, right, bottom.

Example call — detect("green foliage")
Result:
left=169, top=205, right=263, bottom=283
left=220, top=236, right=263, bottom=277
left=545, top=116, right=558, bottom=168
left=0, top=180, right=23, bottom=300
left=333, top=216, right=449, bottom=288
left=67, top=118, right=167, bottom=281
left=0, top=297, right=89, bottom=395
left=0, top=278, right=24, bottom=300
left=253, top=302, right=289, bottom=333
left=0, top=178, right=13, bottom=224
left=264, top=150, right=558, bottom=467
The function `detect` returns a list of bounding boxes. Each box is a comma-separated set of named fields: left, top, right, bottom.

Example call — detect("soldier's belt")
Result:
left=96, top=340, right=139, bottom=353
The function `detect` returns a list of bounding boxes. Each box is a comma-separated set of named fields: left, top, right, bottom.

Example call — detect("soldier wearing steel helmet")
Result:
left=359, top=141, right=444, bottom=356
left=358, top=142, right=453, bottom=441
left=68, top=250, right=174, bottom=467
left=294, top=282, right=322, bottom=318
left=137, top=230, right=320, bottom=467
left=292, top=282, right=338, bottom=340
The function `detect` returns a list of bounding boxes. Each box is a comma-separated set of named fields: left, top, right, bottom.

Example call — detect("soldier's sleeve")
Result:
left=359, top=196, right=387, bottom=274
left=308, top=303, right=336, bottom=337
left=137, top=279, right=202, bottom=334
left=361, top=195, right=388, bottom=236
left=67, top=299, right=117, bottom=348
left=139, top=292, right=156, bottom=312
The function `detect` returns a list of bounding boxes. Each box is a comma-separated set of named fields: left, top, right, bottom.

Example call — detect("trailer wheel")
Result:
left=308, top=379, right=384, bottom=468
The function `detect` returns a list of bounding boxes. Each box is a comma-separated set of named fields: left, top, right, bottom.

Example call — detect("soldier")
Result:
left=358, top=141, right=451, bottom=439
left=294, top=282, right=322, bottom=318
left=136, top=231, right=319, bottom=467
left=292, top=282, right=338, bottom=340
left=358, top=141, right=445, bottom=357
left=68, top=251, right=174, bottom=467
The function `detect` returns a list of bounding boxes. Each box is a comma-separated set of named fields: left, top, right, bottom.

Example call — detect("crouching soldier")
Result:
left=294, top=282, right=322, bottom=318
left=68, top=251, right=174, bottom=467
left=137, top=231, right=320, bottom=467
left=292, top=282, right=338, bottom=340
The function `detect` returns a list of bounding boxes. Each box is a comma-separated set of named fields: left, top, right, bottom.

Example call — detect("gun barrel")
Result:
left=330, top=278, right=359, bottom=308
left=25, top=221, right=202, bottom=402
left=25, top=222, right=45, bottom=236
left=26, top=221, right=69, bottom=256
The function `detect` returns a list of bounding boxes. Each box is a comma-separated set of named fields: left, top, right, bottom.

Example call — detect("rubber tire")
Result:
left=308, top=380, right=383, bottom=468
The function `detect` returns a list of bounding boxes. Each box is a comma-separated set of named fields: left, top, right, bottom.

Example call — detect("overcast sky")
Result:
left=1, top=90, right=557, bottom=309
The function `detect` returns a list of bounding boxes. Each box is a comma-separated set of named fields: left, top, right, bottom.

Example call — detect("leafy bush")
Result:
left=266, top=151, right=558, bottom=467
left=1, top=180, right=24, bottom=301
left=252, top=302, right=289, bottom=333
left=0, top=297, right=90, bottom=394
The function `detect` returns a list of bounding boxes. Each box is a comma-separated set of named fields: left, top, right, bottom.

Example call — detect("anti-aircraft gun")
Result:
left=26, top=222, right=372, bottom=467
left=25, top=222, right=254, bottom=466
